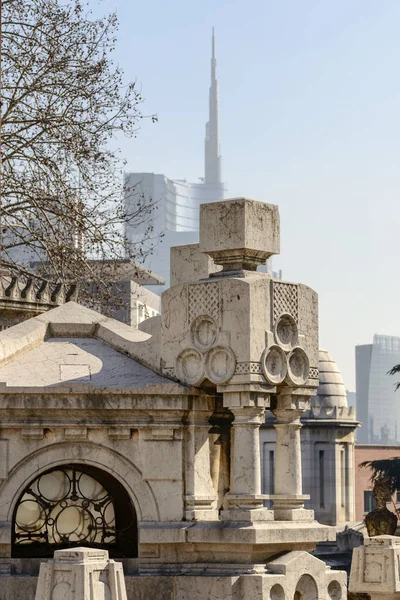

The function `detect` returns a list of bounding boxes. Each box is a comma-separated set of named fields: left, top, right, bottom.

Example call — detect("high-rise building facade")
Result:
left=356, top=334, right=400, bottom=444
left=124, top=30, right=225, bottom=290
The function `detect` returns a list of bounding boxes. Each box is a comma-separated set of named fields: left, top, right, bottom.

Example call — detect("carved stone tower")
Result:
left=161, top=197, right=321, bottom=524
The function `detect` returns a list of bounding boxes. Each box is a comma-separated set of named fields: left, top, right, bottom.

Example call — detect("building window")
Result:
left=340, top=447, right=345, bottom=508
left=364, top=490, right=376, bottom=513
left=12, top=465, right=137, bottom=558
left=319, top=450, right=325, bottom=508
left=269, top=450, right=275, bottom=495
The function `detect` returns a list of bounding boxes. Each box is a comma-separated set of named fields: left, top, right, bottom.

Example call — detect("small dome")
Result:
left=312, top=349, right=348, bottom=409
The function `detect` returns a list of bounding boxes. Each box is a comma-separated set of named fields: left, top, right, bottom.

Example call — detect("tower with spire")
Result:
left=124, top=28, right=226, bottom=290
left=204, top=28, right=222, bottom=185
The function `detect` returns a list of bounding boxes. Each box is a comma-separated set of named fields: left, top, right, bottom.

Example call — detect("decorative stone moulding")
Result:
left=191, top=314, right=217, bottom=351
left=174, top=310, right=238, bottom=387
left=175, top=348, right=204, bottom=385
left=204, top=346, right=236, bottom=384
left=274, top=313, right=298, bottom=351
left=286, top=347, right=310, bottom=386
left=260, top=311, right=310, bottom=388
left=261, top=345, right=287, bottom=384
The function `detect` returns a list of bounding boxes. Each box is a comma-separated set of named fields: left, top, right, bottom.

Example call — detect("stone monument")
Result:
left=35, top=547, right=127, bottom=600
left=349, top=536, right=400, bottom=599
left=0, top=197, right=346, bottom=599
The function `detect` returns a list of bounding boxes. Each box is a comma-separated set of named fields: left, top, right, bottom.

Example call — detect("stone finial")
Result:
left=350, top=536, right=400, bottom=599
left=35, top=547, right=127, bottom=600
left=199, top=198, right=280, bottom=271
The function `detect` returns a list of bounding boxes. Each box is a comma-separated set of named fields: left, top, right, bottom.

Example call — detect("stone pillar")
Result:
left=184, top=404, right=218, bottom=520
left=35, top=547, right=127, bottom=600
left=223, top=406, right=272, bottom=521
left=271, top=393, right=313, bottom=521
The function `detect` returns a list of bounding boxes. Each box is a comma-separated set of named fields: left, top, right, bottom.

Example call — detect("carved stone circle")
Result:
left=205, top=346, right=236, bottom=384
left=190, top=315, right=217, bottom=352
left=175, top=348, right=204, bottom=385
left=286, top=347, right=310, bottom=386
left=274, top=313, right=298, bottom=351
left=261, top=345, right=287, bottom=384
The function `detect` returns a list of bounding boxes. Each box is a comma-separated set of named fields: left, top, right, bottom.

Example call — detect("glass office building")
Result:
left=356, top=335, right=400, bottom=444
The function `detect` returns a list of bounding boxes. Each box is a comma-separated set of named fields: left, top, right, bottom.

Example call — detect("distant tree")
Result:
left=360, top=457, right=400, bottom=535
left=1, top=0, right=157, bottom=309
left=388, top=364, right=400, bottom=391
left=360, top=458, right=400, bottom=496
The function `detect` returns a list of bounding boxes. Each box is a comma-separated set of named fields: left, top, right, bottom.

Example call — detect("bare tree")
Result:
left=1, top=0, right=158, bottom=310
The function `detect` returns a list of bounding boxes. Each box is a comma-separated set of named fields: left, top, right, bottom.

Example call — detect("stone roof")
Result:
left=0, top=337, right=167, bottom=389
left=0, top=301, right=181, bottom=393
left=313, top=349, right=348, bottom=408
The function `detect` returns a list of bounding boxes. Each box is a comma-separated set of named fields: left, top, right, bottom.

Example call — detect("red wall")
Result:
left=355, top=445, right=400, bottom=521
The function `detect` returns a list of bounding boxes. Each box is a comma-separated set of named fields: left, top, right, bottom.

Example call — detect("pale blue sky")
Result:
left=93, top=0, right=400, bottom=390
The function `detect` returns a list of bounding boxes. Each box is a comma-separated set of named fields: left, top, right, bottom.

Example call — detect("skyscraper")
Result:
left=205, top=28, right=222, bottom=186
left=356, top=335, right=400, bottom=444
left=124, top=30, right=225, bottom=289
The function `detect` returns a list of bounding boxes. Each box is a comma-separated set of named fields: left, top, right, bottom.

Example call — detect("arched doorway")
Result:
left=12, top=464, right=138, bottom=558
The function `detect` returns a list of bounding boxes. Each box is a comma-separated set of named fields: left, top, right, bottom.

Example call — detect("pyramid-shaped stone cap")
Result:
left=199, top=198, right=280, bottom=271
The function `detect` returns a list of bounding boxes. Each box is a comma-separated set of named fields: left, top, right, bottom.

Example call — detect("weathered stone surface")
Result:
left=350, top=536, right=400, bottom=599
left=0, top=336, right=168, bottom=388
left=170, top=243, right=221, bottom=286
left=35, top=547, right=127, bottom=600
left=199, top=197, right=280, bottom=270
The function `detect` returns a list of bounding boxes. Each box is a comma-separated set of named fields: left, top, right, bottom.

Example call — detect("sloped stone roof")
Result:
left=0, top=337, right=167, bottom=389
left=0, top=301, right=181, bottom=392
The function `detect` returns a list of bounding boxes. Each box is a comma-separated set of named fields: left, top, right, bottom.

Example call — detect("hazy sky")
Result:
left=92, top=0, right=400, bottom=391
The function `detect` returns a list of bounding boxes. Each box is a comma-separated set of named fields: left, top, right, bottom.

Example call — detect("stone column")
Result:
left=222, top=406, right=272, bottom=521
left=184, top=403, right=218, bottom=520
left=271, top=393, right=313, bottom=521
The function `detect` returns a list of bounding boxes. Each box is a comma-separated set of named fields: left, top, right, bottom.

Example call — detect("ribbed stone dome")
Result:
left=312, top=349, right=348, bottom=408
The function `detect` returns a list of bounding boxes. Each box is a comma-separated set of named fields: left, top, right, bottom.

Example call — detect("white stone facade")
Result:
left=0, top=197, right=347, bottom=599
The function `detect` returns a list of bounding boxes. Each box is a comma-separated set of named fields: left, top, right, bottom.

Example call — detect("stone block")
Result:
left=170, top=244, right=221, bottom=286
left=35, top=547, right=127, bottom=600
left=350, top=535, right=400, bottom=599
left=199, top=198, right=280, bottom=270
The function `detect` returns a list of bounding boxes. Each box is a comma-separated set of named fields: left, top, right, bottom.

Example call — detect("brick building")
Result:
left=354, top=444, right=400, bottom=520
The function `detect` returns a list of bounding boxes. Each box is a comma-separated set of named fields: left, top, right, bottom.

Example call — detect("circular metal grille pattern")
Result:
left=14, top=467, right=116, bottom=548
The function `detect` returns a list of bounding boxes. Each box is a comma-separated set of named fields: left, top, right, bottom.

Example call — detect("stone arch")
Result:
left=328, top=580, right=343, bottom=600
left=12, top=463, right=138, bottom=558
left=294, top=575, right=318, bottom=600
left=0, top=442, right=159, bottom=525
left=270, top=583, right=285, bottom=600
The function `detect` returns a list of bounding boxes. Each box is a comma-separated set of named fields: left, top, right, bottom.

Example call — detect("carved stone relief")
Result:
left=175, top=348, right=204, bottom=386
left=188, top=282, right=220, bottom=324
left=175, top=312, right=236, bottom=387
left=261, top=308, right=310, bottom=387
left=274, top=313, right=298, bottom=351
left=261, top=345, right=287, bottom=384
left=286, top=347, right=310, bottom=386
left=205, top=346, right=236, bottom=384
left=273, top=282, right=298, bottom=324
left=191, top=315, right=217, bottom=352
